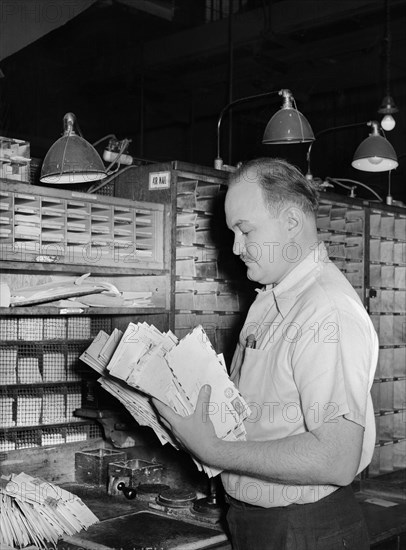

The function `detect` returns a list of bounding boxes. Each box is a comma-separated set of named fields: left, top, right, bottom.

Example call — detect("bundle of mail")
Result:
left=0, top=472, right=98, bottom=549
left=80, top=323, right=251, bottom=477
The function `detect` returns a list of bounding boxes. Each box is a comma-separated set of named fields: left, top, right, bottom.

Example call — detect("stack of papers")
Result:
left=0, top=472, right=98, bottom=548
left=80, top=323, right=250, bottom=477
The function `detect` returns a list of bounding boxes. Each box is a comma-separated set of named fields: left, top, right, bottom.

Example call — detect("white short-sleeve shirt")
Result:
left=221, top=242, right=378, bottom=507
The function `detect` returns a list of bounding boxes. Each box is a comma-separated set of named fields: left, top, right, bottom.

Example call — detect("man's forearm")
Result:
left=152, top=389, right=363, bottom=487
left=202, top=418, right=362, bottom=487
left=205, top=432, right=334, bottom=484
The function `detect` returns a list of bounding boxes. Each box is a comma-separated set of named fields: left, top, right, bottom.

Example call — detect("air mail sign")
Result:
left=149, top=171, right=171, bottom=190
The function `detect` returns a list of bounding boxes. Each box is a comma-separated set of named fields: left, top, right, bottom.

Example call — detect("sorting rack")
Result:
left=1, top=164, right=405, bottom=481
left=367, top=209, right=406, bottom=476
left=0, top=315, right=111, bottom=451
left=0, top=180, right=164, bottom=269
left=0, top=177, right=171, bottom=457
left=317, top=196, right=406, bottom=476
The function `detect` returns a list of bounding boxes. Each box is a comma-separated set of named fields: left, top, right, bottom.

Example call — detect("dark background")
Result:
left=1, top=0, right=405, bottom=203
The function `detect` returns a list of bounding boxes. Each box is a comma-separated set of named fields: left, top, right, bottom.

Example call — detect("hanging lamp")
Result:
left=352, top=121, right=398, bottom=172
left=377, top=0, right=398, bottom=131
left=41, top=113, right=107, bottom=184
left=214, top=88, right=314, bottom=169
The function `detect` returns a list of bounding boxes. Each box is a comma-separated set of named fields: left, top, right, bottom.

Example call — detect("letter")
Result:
left=283, top=402, right=302, bottom=423
left=282, top=322, right=302, bottom=343
left=264, top=241, right=280, bottom=263
left=283, top=242, right=302, bottom=262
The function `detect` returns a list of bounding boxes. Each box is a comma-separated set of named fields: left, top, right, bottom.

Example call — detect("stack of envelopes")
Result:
left=0, top=472, right=98, bottom=548
left=80, top=323, right=250, bottom=477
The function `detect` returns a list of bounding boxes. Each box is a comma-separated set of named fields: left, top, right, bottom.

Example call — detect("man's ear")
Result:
left=284, top=206, right=303, bottom=237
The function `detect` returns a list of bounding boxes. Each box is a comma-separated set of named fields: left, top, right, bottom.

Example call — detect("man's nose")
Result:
left=233, top=234, right=245, bottom=256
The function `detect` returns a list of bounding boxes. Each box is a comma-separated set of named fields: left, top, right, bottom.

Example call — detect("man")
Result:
left=154, top=158, right=378, bottom=549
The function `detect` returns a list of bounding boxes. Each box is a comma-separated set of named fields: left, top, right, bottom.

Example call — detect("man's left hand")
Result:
left=152, top=385, right=220, bottom=465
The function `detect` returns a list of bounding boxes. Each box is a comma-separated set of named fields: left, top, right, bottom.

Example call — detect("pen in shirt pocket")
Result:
left=245, top=334, right=257, bottom=349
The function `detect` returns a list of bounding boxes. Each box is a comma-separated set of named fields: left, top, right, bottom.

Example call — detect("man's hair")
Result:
left=229, top=157, right=319, bottom=216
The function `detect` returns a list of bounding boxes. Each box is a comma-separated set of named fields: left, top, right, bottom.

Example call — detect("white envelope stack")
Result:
left=80, top=323, right=250, bottom=477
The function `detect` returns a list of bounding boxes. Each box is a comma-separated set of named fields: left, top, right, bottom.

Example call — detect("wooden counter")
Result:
left=357, top=492, right=406, bottom=549
left=57, top=484, right=231, bottom=550
left=58, top=484, right=406, bottom=549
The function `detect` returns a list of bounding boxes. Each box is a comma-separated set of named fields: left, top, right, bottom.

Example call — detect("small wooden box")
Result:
left=75, top=448, right=127, bottom=485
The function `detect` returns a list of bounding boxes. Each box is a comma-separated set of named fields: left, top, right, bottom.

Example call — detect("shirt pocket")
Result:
left=238, top=347, right=272, bottom=403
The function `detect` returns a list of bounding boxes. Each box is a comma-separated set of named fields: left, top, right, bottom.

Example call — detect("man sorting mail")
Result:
left=154, top=157, right=378, bottom=550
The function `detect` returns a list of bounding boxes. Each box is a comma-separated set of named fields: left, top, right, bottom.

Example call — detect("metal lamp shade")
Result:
left=262, top=108, right=315, bottom=144
left=352, top=134, right=398, bottom=172
left=40, top=114, right=106, bottom=184
left=378, top=95, right=399, bottom=115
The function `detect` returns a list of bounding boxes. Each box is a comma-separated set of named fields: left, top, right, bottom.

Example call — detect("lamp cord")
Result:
left=291, top=96, right=306, bottom=142
left=60, top=130, right=71, bottom=179
left=216, top=89, right=280, bottom=161
left=306, top=121, right=370, bottom=176
left=384, top=0, right=391, bottom=98
left=75, top=120, right=84, bottom=138
left=87, top=165, right=137, bottom=194
left=87, top=155, right=159, bottom=194
left=92, top=134, right=117, bottom=147
left=326, top=177, right=383, bottom=202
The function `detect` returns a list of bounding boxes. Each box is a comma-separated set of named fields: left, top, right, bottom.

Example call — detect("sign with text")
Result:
left=149, top=171, right=171, bottom=190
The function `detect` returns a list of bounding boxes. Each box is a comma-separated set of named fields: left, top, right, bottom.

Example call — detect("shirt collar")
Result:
left=257, top=242, right=329, bottom=319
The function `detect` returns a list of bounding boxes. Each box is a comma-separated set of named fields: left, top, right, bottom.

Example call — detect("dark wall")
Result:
left=1, top=0, right=405, bottom=203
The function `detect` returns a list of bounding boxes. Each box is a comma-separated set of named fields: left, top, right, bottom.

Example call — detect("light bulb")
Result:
left=381, top=115, right=396, bottom=131
left=368, top=156, right=384, bottom=165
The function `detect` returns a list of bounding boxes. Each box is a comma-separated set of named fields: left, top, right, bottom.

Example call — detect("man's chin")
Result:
left=246, top=265, right=272, bottom=285
left=246, top=265, right=260, bottom=282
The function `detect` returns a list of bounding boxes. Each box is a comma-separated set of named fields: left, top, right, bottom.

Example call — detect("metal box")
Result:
left=75, top=448, right=127, bottom=485
left=108, top=458, right=165, bottom=495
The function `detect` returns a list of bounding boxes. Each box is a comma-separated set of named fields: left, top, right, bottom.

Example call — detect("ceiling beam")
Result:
left=139, top=18, right=405, bottom=94
left=142, top=0, right=406, bottom=68
left=118, top=0, right=175, bottom=20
